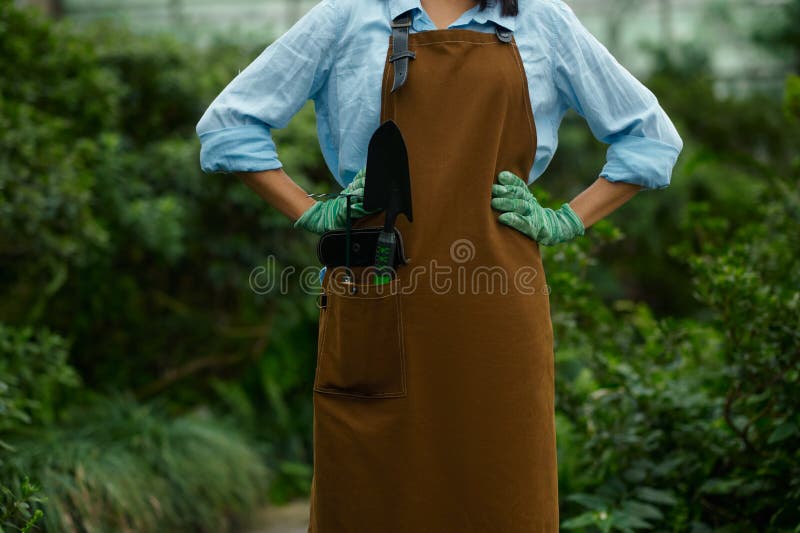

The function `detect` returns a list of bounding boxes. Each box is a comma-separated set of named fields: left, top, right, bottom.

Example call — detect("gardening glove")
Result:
left=490, top=170, right=585, bottom=246
left=294, top=168, right=375, bottom=235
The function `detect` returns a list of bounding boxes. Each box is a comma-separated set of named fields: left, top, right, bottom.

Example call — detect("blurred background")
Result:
left=2, top=0, right=798, bottom=531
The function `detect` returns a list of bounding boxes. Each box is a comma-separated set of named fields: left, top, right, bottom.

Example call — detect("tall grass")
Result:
left=2, top=399, right=268, bottom=532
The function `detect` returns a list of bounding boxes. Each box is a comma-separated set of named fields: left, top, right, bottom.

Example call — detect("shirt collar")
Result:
left=390, top=0, right=516, bottom=32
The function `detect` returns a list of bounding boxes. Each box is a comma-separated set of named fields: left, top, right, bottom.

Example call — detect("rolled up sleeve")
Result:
left=196, top=0, right=341, bottom=173
left=546, top=0, right=683, bottom=189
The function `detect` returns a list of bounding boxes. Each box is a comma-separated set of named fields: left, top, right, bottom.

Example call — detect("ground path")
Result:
left=247, top=499, right=310, bottom=533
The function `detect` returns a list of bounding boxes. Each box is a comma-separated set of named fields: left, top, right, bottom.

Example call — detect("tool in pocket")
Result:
left=363, top=120, right=414, bottom=285
left=312, top=120, right=414, bottom=397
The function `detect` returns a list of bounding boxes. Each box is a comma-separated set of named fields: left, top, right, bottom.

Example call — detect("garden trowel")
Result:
left=363, top=120, right=413, bottom=285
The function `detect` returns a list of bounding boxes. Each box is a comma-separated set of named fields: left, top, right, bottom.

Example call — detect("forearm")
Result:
left=567, top=177, right=643, bottom=229
left=236, top=168, right=315, bottom=222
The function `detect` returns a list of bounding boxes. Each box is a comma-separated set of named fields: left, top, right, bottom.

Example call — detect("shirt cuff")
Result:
left=198, top=124, right=283, bottom=173
left=600, top=135, right=682, bottom=190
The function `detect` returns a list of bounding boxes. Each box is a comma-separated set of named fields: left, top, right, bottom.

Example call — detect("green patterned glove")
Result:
left=490, top=171, right=585, bottom=246
left=294, top=168, right=375, bottom=234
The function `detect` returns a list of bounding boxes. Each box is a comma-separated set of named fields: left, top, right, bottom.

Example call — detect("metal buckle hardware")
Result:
left=390, top=50, right=417, bottom=63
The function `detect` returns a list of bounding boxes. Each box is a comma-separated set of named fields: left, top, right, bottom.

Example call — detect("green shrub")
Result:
left=549, top=107, right=800, bottom=531
left=0, top=325, right=79, bottom=437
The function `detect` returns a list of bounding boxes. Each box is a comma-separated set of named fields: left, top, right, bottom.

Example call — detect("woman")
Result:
left=196, top=0, right=683, bottom=531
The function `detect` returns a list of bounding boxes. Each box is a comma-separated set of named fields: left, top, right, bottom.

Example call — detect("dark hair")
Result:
left=477, top=0, right=518, bottom=17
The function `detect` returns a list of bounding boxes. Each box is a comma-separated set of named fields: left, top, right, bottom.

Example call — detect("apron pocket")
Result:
left=314, top=278, right=406, bottom=398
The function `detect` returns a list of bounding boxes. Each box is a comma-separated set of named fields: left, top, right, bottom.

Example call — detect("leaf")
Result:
left=620, top=500, right=665, bottom=521
left=699, top=478, right=744, bottom=495
left=611, top=511, right=653, bottom=531
left=636, top=487, right=678, bottom=506
left=767, top=421, right=798, bottom=444
left=566, top=492, right=612, bottom=511
left=561, top=512, right=601, bottom=529
left=689, top=521, right=714, bottom=533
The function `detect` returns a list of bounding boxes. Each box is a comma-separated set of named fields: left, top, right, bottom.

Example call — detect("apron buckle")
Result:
left=391, top=17, right=412, bottom=29
left=390, top=50, right=416, bottom=63
left=496, top=26, right=513, bottom=43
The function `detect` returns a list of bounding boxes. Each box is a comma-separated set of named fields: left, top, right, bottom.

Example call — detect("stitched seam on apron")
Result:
left=327, top=292, right=398, bottom=299
left=313, top=304, right=328, bottom=392
left=397, top=293, right=407, bottom=395
left=314, top=389, right=406, bottom=398
left=414, top=40, right=503, bottom=47
left=382, top=38, right=394, bottom=121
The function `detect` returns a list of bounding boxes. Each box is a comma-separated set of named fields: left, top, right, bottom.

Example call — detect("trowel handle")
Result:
left=373, top=230, right=396, bottom=285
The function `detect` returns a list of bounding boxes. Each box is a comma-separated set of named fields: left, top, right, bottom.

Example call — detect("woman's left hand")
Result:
left=490, top=171, right=585, bottom=246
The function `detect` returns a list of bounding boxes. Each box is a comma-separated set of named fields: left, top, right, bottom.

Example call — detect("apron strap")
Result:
left=389, top=13, right=512, bottom=92
left=390, top=12, right=415, bottom=93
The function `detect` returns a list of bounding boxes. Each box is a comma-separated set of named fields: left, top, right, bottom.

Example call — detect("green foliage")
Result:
left=545, top=34, right=799, bottom=316
left=210, top=298, right=319, bottom=503
left=0, top=0, right=325, bottom=398
left=786, top=75, right=800, bottom=121
left=1, top=4, right=295, bottom=528
left=0, top=326, right=79, bottom=436
left=0, top=323, right=77, bottom=532
left=547, top=75, right=800, bottom=530
left=0, top=4, right=122, bottom=311
left=3, top=399, right=267, bottom=532
left=1, top=477, right=45, bottom=533
left=543, top=5, right=800, bottom=522
left=753, top=0, right=800, bottom=70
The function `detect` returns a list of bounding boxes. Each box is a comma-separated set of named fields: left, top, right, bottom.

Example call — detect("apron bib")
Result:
left=309, top=11, right=559, bottom=532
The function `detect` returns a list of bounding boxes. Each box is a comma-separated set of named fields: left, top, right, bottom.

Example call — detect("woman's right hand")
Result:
left=293, top=168, right=375, bottom=234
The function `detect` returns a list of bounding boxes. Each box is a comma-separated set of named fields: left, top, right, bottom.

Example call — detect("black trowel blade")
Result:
left=363, top=120, right=413, bottom=223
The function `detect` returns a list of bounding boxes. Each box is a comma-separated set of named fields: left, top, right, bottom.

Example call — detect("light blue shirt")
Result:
left=196, top=0, right=683, bottom=190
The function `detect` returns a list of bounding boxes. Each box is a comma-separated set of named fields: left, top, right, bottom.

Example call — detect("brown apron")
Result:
left=309, top=11, right=558, bottom=532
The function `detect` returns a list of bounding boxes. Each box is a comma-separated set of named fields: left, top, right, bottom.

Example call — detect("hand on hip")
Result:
left=294, top=168, right=375, bottom=234
left=490, top=171, right=584, bottom=246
